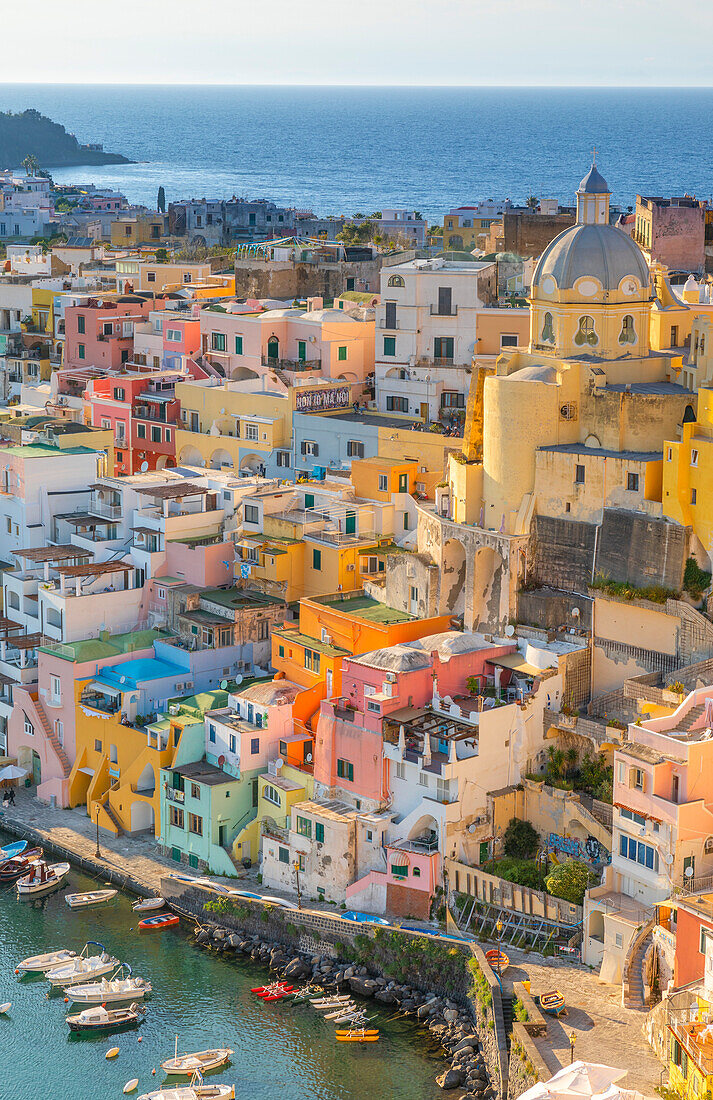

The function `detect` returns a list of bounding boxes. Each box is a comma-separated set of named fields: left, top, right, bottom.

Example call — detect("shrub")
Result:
left=545, top=860, right=597, bottom=906
left=683, top=557, right=711, bottom=599
left=667, top=681, right=685, bottom=696
left=483, top=857, right=545, bottom=890
left=590, top=573, right=679, bottom=604
left=503, top=818, right=539, bottom=860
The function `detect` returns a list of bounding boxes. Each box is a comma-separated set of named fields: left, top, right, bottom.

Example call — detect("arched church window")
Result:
left=619, top=315, right=636, bottom=345
left=574, top=315, right=598, bottom=347
left=541, top=312, right=555, bottom=344
left=387, top=275, right=405, bottom=287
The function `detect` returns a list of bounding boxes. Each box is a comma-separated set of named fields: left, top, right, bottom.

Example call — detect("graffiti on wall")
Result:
left=547, top=832, right=611, bottom=866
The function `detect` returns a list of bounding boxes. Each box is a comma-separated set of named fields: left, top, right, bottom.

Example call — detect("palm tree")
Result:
left=565, top=747, right=579, bottom=778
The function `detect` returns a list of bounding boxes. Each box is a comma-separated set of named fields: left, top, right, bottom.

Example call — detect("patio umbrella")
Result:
left=518, top=1064, right=628, bottom=1100
left=0, top=764, right=28, bottom=781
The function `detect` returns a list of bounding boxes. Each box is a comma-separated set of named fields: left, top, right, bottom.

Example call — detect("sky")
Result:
left=4, top=0, right=713, bottom=86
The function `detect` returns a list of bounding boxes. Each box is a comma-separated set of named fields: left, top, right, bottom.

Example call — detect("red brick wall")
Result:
left=386, top=883, right=431, bottom=921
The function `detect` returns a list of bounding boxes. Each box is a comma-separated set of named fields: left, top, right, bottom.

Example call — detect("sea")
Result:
left=1, top=84, right=713, bottom=219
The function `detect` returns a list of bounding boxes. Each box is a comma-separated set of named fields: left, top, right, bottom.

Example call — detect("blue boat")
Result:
left=0, top=841, right=27, bottom=859
left=341, top=911, right=391, bottom=926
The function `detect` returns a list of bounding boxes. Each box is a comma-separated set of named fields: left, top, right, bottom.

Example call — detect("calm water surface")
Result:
left=1, top=85, right=713, bottom=216
left=0, top=853, right=441, bottom=1100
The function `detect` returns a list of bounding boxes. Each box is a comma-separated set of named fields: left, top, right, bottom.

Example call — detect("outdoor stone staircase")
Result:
left=676, top=703, right=706, bottom=732
left=101, top=799, right=124, bottom=836
left=34, top=698, right=71, bottom=777
left=623, top=928, right=653, bottom=1010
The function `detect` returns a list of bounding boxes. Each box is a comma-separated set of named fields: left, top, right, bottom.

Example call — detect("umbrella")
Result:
left=0, top=765, right=27, bottom=781
left=519, top=1064, right=628, bottom=1100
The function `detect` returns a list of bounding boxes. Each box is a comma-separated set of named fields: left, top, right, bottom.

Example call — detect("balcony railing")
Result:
left=429, top=305, right=458, bottom=316
left=260, top=356, right=321, bottom=371
left=90, top=499, right=122, bottom=519
left=166, top=787, right=185, bottom=804
left=379, top=319, right=399, bottom=329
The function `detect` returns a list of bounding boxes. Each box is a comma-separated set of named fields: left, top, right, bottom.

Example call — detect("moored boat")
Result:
left=65, top=889, right=118, bottom=909
left=485, top=949, right=510, bottom=972
left=68, top=964, right=151, bottom=1005
left=161, top=1046, right=233, bottom=1076
left=16, top=947, right=77, bottom=974
left=47, top=942, right=119, bottom=987
left=138, top=914, right=179, bottom=932
left=310, top=994, right=352, bottom=1007
left=0, top=840, right=27, bottom=859
left=138, top=1070, right=234, bottom=1099
left=66, top=1002, right=146, bottom=1033
left=0, top=847, right=43, bottom=882
left=336, top=1028, right=379, bottom=1042
left=132, top=897, right=165, bottom=912
left=539, top=989, right=566, bottom=1016
left=16, top=860, right=70, bottom=897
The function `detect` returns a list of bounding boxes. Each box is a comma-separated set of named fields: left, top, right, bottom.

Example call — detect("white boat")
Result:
left=47, top=941, right=119, bottom=987
left=132, top=896, right=165, bottom=912
left=65, top=889, right=118, bottom=909
left=69, top=964, right=152, bottom=1005
left=0, top=1002, right=10, bottom=1014
left=161, top=1044, right=233, bottom=1076
left=16, top=860, right=70, bottom=897
left=138, top=1071, right=234, bottom=1100
left=16, top=948, right=77, bottom=974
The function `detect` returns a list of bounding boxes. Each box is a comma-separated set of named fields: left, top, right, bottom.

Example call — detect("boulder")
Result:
left=453, top=1035, right=480, bottom=1054
left=436, top=1068, right=464, bottom=1090
left=284, top=958, right=311, bottom=979
left=444, top=1008, right=460, bottom=1023
left=196, top=930, right=210, bottom=944
left=375, top=990, right=397, bottom=1005
left=349, top=976, right=378, bottom=997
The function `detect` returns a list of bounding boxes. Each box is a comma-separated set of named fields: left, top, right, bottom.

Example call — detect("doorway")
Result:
left=267, top=336, right=279, bottom=362
left=31, top=750, right=41, bottom=786
left=345, top=511, right=356, bottom=535
left=218, top=824, right=228, bottom=848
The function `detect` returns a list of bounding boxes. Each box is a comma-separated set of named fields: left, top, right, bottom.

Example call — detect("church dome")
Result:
left=578, top=164, right=610, bottom=194
left=532, top=223, right=650, bottom=296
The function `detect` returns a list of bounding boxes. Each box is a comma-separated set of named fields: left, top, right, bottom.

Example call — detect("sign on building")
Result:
left=294, top=386, right=350, bottom=413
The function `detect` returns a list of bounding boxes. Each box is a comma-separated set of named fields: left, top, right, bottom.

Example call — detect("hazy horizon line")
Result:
left=0, top=81, right=712, bottom=90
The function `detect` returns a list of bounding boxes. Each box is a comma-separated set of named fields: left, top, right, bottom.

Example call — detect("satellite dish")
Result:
left=218, top=754, right=225, bottom=766
left=234, top=674, right=243, bottom=686
left=220, top=679, right=228, bottom=690
left=306, top=753, right=313, bottom=763
left=468, top=823, right=477, bottom=834
left=140, top=461, right=149, bottom=472
left=120, top=675, right=127, bottom=684
left=505, top=625, right=515, bottom=637
left=685, top=865, right=695, bottom=877
left=275, top=757, right=284, bottom=770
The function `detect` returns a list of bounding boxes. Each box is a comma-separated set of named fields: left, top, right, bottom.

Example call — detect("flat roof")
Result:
left=134, top=482, right=208, bottom=499
left=202, top=586, right=284, bottom=610
left=171, top=759, right=235, bottom=787
left=56, top=561, right=132, bottom=578
left=309, top=592, right=416, bottom=624
left=539, top=443, right=662, bottom=462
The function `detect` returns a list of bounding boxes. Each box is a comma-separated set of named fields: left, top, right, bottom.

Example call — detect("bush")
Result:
left=503, top=818, right=539, bottom=860
left=590, top=573, right=678, bottom=604
left=545, top=860, right=597, bottom=906
left=483, top=857, right=545, bottom=890
left=683, top=557, right=711, bottom=600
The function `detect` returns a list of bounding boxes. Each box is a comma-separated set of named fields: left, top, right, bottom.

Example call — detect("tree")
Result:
left=565, top=747, right=579, bottom=777
left=526, top=195, right=539, bottom=210
left=337, top=219, right=375, bottom=247
left=157, top=186, right=166, bottom=214
left=545, top=860, right=597, bottom=906
left=503, top=818, right=539, bottom=860
left=22, top=153, right=41, bottom=175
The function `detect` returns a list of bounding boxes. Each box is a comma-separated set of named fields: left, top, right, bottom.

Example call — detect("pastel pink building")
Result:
left=64, top=294, right=165, bottom=371
left=87, top=370, right=181, bottom=475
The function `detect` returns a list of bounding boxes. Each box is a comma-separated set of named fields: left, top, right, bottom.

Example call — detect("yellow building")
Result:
left=663, top=381, right=713, bottom=564
left=110, top=215, right=166, bottom=248
left=442, top=208, right=499, bottom=252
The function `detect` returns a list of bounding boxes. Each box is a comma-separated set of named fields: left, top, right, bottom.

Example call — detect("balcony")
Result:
left=379, top=319, right=399, bottom=329
left=388, top=835, right=439, bottom=854
left=90, top=499, right=122, bottom=520
left=260, top=356, right=321, bottom=372
left=429, top=305, right=458, bottom=316
left=166, top=787, right=185, bottom=804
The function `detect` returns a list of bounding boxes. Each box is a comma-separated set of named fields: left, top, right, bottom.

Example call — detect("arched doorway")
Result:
left=210, top=448, right=234, bottom=470
left=31, top=750, right=41, bottom=786
left=441, top=538, right=467, bottom=616
left=472, top=546, right=503, bottom=630
left=130, top=800, right=155, bottom=834
left=178, top=444, right=205, bottom=467
left=135, top=762, right=155, bottom=795
left=267, top=336, right=279, bottom=363
left=240, top=453, right=264, bottom=476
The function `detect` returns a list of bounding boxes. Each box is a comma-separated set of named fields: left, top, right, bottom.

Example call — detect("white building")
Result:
left=376, top=210, right=426, bottom=248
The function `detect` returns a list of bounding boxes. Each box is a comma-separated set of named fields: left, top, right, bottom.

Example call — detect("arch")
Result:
left=209, top=448, right=234, bottom=470
left=387, top=274, right=405, bottom=287
left=46, top=607, right=61, bottom=628
left=589, top=909, right=605, bottom=943
left=336, top=372, right=358, bottom=383
left=230, top=365, right=259, bottom=382
left=130, top=800, right=155, bottom=834
left=574, top=315, right=597, bottom=347
left=109, top=743, right=118, bottom=764
left=135, top=762, right=155, bottom=794
left=441, top=538, right=467, bottom=616
left=178, top=444, right=205, bottom=467
left=618, top=314, right=636, bottom=345
left=266, top=336, right=279, bottom=362
left=541, top=311, right=555, bottom=344
left=156, top=454, right=173, bottom=470
left=407, top=813, right=440, bottom=846
left=472, top=546, right=503, bottom=630
left=240, top=453, right=264, bottom=475
left=7, top=591, right=19, bottom=611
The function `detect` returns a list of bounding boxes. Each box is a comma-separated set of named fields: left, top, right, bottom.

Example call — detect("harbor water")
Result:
left=0, top=852, right=443, bottom=1099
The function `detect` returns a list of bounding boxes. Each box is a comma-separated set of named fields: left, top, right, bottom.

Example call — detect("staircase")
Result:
left=501, top=991, right=514, bottom=1047
left=34, top=698, right=71, bottom=777
left=676, top=703, right=706, bottom=732
left=624, top=929, right=653, bottom=1009
left=100, top=796, right=124, bottom=836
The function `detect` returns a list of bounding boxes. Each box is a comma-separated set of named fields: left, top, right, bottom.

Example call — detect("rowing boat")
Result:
left=132, top=896, right=165, bottom=912
left=66, top=1002, right=146, bottom=1033
left=65, top=889, right=118, bottom=909
left=0, top=846, right=43, bottom=882
left=0, top=840, right=26, bottom=859
left=539, top=989, right=565, bottom=1016
left=16, top=948, right=77, bottom=974
left=16, top=860, right=70, bottom=897
left=47, top=942, right=119, bottom=987
left=138, top=914, right=179, bottom=932
left=138, top=1070, right=234, bottom=1099
left=336, top=1029, right=379, bottom=1042
left=161, top=1044, right=233, bottom=1076
left=485, top=949, right=510, bottom=972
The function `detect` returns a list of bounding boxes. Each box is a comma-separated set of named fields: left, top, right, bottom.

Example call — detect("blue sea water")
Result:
left=1, top=84, right=712, bottom=218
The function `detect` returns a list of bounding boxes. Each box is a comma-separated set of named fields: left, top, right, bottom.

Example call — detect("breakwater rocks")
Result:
left=194, top=923, right=495, bottom=1098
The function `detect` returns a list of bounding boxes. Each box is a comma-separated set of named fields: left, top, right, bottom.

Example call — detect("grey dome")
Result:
left=532, top=223, right=650, bottom=294
left=578, top=164, right=610, bottom=194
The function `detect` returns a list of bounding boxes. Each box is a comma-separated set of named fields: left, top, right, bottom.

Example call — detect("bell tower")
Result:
left=576, top=155, right=611, bottom=226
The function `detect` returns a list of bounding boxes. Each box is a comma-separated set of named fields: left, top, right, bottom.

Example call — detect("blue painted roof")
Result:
left=87, top=657, right=184, bottom=691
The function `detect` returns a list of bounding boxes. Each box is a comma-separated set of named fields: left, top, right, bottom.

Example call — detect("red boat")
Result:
left=0, top=847, right=44, bottom=883
left=137, top=913, right=179, bottom=932
left=251, top=982, right=295, bottom=999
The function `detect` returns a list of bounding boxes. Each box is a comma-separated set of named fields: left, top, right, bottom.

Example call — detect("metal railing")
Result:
left=379, top=319, right=399, bottom=329
left=261, top=356, right=321, bottom=371
left=429, top=305, right=458, bottom=316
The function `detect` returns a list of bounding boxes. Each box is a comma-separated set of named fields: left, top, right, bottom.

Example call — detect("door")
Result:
left=345, top=510, right=356, bottom=535
left=420, top=402, right=429, bottom=421
left=434, top=337, right=454, bottom=363
left=218, top=824, right=227, bottom=848
left=251, top=778, right=259, bottom=808
left=298, top=340, right=306, bottom=363
left=684, top=855, right=695, bottom=883
left=267, top=336, right=279, bottom=362
left=398, top=473, right=408, bottom=493
left=672, top=774, right=680, bottom=803
left=438, top=286, right=452, bottom=316
left=479, top=841, right=489, bottom=865
left=326, top=668, right=333, bottom=697
left=385, top=301, right=396, bottom=329
left=31, top=750, right=41, bottom=786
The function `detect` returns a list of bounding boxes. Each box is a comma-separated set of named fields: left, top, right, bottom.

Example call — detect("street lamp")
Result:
left=95, top=804, right=101, bottom=859
left=496, top=918, right=503, bottom=978
left=569, top=1031, right=576, bottom=1064
left=293, top=860, right=302, bottom=910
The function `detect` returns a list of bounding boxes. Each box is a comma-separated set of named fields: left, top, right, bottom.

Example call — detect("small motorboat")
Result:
left=68, top=964, right=151, bottom=1005
left=138, top=1070, right=234, bottom=1099
left=336, top=1028, right=379, bottom=1042
left=16, top=948, right=77, bottom=974
left=66, top=1002, right=145, bottom=1033
left=539, top=989, right=566, bottom=1016
left=138, top=913, right=179, bottom=932
left=485, top=949, right=510, bottom=972
left=161, top=1044, right=233, bottom=1076
left=132, top=896, right=165, bottom=913
left=0, top=847, right=43, bottom=882
left=47, top=942, right=119, bottom=987
left=65, top=889, right=118, bottom=910
left=0, top=840, right=27, bottom=859
left=16, top=860, right=70, bottom=897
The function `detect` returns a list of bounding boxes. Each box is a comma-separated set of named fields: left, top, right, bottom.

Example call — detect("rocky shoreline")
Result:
left=194, top=922, right=494, bottom=1098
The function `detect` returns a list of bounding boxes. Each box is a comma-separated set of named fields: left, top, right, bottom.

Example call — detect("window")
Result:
left=619, top=833, right=658, bottom=871
left=615, top=932, right=623, bottom=948
left=367, top=700, right=380, bottom=713
left=278, top=645, right=284, bottom=658
left=434, top=336, right=454, bottom=362
left=23, top=714, right=34, bottom=737
left=183, top=273, right=192, bottom=283
left=632, top=767, right=644, bottom=791
left=391, top=863, right=408, bottom=880
left=441, top=391, right=465, bottom=409
left=500, top=334, right=518, bottom=348
left=114, top=387, right=125, bottom=402
left=55, top=720, right=64, bottom=745
left=191, top=783, right=200, bottom=800
left=77, top=314, right=85, bottom=334
left=278, top=846, right=290, bottom=863
left=210, top=332, right=225, bottom=352
left=347, top=441, right=364, bottom=458
left=541, top=312, right=555, bottom=343
left=366, top=829, right=373, bottom=842
left=338, top=345, right=347, bottom=361
left=50, top=675, right=61, bottom=701
left=691, top=449, right=699, bottom=467
left=620, top=808, right=646, bottom=826
left=251, top=737, right=259, bottom=754
left=386, top=396, right=408, bottom=412
left=151, top=425, right=161, bottom=443
left=304, top=648, right=321, bottom=674
left=671, top=325, right=679, bottom=347
left=627, top=472, right=639, bottom=492
left=575, top=315, right=597, bottom=347
left=412, top=866, right=421, bottom=877
left=170, top=805, right=184, bottom=828
left=387, top=274, right=405, bottom=287
left=337, top=758, right=354, bottom=782
left=244, top=504, right=259, bottom=524
left=617, top=761, right=625, bottom=783
left=208, top=723, right=216, bottom=744
left=94, top=738, right=102, bottom=753
left=296, top=816, right=312, bottom=838
left=137, top=423, right=146, bottom=439
left=378, top=474, right=388, bottom=492
left=419, top=772, right=429, bottom=787
left=395, top=762, right=405, bottom=780
left=229, top=733, right=236, bottom=754
left=276, top=451, right=290, bottom=468
left=298, top=853, right=305, bottom=871
left=166, top=329, right=180, bottom=342
left=575, top=464, right=585, bottom=484
left=234, top=335, right=243, bottom=355
left=312, top=548, right=322, bottom=571
left=297, top=340, right=306, bottom=363
left=619, top=315, right=636, bottom=345
left=147, top=271, right=156, bottom=284
left=403, top=511, right=409, bottom=530
left=78, top=343, right=85, bottom=360
left=315, top=822, right=325, bottom=843
left=301, top=440, right=319, bottom=457
left=188, top=813, right=203, bottom=836
left=383, top=336, right=396, bottom=356
left=165, top=429, right=171, bottom=442
left=692, top=488, right=697, bottom=505
left=264, top=784, right=281, bottom=806
left=244, top=423, right=259, bottom=441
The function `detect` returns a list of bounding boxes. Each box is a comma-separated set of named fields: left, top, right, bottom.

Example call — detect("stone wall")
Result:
left=518, top=587, right=593, bottom=631
left=232, top=259, right=381, bottom=299
left=530, top=516, right=597, bottom=593
left=502, top=212, right=576, bottom=258
left=595, top=511, right=689, bottom=590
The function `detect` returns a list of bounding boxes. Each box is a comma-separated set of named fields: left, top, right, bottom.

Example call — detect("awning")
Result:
left=488, top=653, right=543, bottom=677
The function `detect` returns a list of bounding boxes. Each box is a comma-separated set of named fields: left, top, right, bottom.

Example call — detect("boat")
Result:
left=132, top=897, right=165, bottom=912
left=161, top=1043, right=233, bottom=1076
left=138, top=1070, right=234, bottom=1099
left=16, top=860, right=70, bottom=898
left=310, top=994, right=352, bottom=1007
left=251, top=981, right=294, bottom=998
left=336, top=1028, right=379, bottom=1042
left=124, top=1082, right=139, bottom=1095
left=68, top=964, right=152, bottom=1005
left=291, top=984, right=323, bottom=1002
left=47, top=942, right=119, bottom=987
left=485, top=949, right=510, bottom=972
left=0, top=847, right=43, bottom=882
left=65, top=889, right=118, bottom=909
left=16, top=948, right=77, bottom=974
left=322, top=1002, right=357, bottom=1018
left=106, top=1047, right=120, bottom=1059
left=0, top=839, right=27, bottom=859
left=539, top=989, right=566, bottom=1016
left=66, top=1002, right=146, bottom=1033
left=333, top=1010, right=372, bottom=1027
left=0, top=1002, right=10, bottom=1013
left=138, top=913, right=179, bottom=932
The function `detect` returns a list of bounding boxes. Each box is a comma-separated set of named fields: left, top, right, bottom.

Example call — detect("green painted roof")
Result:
left=0, top=442, right=100, bottom=458
left=272, top=627, right=349, bottom=658
left=311, top=593, right=415, bottom=624
left=40, top=627, right=171, bottom=663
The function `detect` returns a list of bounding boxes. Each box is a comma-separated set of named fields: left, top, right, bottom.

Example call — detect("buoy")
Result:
left=0, top=1002, right=11, bottom=1013
left=106, top=1047, right=120, bottom=1060
left=64, top=997, right=69, bottom=1003
left=152, top=1068, right=156, bottom=1075
left=124, top=1081, right=139, bottom=1095
left=14, top=968, right=19, bottom=974
left=137, top=1036, right=143, bottom=1043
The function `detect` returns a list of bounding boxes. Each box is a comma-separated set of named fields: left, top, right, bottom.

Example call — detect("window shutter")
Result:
left=300, top=441, right=307, bottom=455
